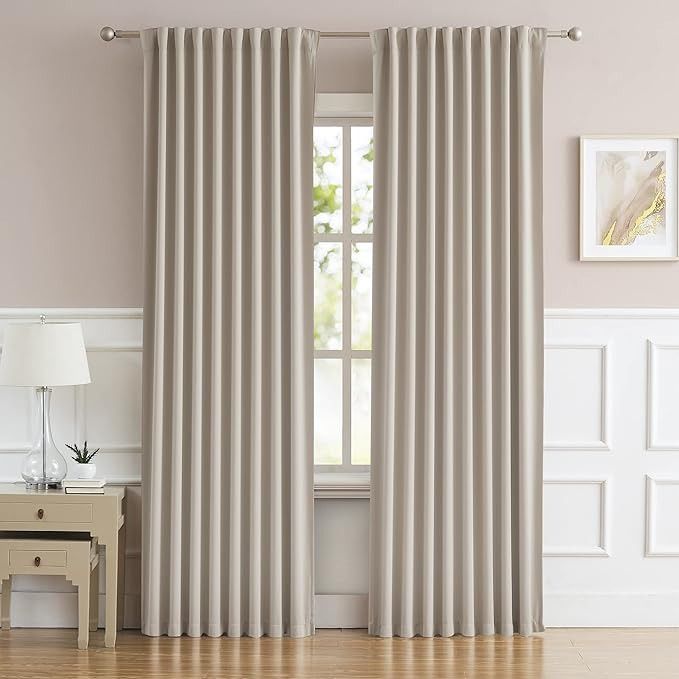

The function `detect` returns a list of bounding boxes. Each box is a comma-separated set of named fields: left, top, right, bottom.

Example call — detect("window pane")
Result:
left=313, top=126, right=343, bottom=234
left=351, top=359, right=371, bottom=465
left=314, top=242, right=342, bottom=349
left=351, top=243, right=372, bottom=350
left=314, top=359, right=343, bottom=465
left=351, top=126, right=373, bottom=234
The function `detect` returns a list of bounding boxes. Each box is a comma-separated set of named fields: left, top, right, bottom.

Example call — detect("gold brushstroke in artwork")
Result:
left=602, top=159, right=666, bottom=246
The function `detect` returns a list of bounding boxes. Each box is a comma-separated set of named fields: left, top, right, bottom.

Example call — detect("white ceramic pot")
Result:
left=77, top=463, right=97, bottom=480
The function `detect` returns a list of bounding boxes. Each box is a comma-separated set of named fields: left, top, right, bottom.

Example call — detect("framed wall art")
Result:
left=580, top=135, right=679, bottom=261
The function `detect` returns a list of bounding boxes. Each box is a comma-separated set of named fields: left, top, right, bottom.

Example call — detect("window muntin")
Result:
left=313, top=120, right=373, bottom=470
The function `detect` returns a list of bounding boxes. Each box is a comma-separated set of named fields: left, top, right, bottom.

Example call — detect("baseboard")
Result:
left=3, top=591, right=141, bottom=629
left=316, top=592, right=679, bottom=630
left=7, top=591, right=367, bottom=631
left=545, top=592, right=679, bottom=627
left=315, top=594, right=368, bottom=629
left=8, top=591, right=679, bottom=631
left=315, top=592, right=679, bottom=629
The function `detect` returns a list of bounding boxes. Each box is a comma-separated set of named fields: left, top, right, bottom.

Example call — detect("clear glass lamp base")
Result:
left=25, top=482, right=63, bottom=490
left=21, top=388, right=68, bottom=490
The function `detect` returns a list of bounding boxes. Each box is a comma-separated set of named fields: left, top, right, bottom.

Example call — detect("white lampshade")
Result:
left=0, top=322, right=91, bottom=387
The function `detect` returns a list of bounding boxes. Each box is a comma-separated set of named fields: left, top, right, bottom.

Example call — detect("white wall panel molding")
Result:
left=0, top=308, right=143, bottom=320
left=0, top=387, right=76, bottom=455
left=645, top=475, right=679, bottom=556
left=546, top=308, right=679, bottom=320
left=646, top=341, right=679, bottom=451
left=544, top=343, right=611, bottom=451
left=80, top=344, right=143, bottom=455
left=543, top=478, right=610, bottom=557
left=86, top=344, right=144, bottom=352
left=0, top=389, right=35, bottom=453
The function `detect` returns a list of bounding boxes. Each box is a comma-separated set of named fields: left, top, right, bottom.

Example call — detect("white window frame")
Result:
left=313, top=93, right=373, bottom=498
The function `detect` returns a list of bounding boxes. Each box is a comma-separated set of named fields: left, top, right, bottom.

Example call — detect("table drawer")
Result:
left=0, top=502, right=93, bottom=524
left=9, top=548, right=67, bottom=569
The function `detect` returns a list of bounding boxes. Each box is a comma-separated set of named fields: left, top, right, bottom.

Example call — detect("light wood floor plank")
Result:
left=2, top=628, right=679, bottom=678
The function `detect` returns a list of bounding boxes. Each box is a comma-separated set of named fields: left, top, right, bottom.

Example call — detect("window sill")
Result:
left=314, top=472, right=370, bottom=499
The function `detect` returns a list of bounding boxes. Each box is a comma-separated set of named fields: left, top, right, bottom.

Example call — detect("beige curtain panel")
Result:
left=141, top=26, right=318, bottom=638
left=369, top=26, right=546, bottom=638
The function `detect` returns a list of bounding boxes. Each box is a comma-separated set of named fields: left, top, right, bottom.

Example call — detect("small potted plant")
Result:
left=66, top=441, right=100, bottom=479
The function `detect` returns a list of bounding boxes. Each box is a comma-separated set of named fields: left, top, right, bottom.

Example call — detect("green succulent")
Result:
left=65, top=441, right=100, bottom=464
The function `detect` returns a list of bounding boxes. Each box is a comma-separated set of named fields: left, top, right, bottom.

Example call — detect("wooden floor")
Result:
left=1, top=628, right=679, bottom=678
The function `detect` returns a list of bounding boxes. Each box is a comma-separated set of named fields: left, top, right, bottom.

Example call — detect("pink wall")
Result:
left=2, top=0, right=678, bottom=307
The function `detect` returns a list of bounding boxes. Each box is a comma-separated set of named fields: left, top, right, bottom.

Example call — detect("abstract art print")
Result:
left=580, top=136, right=679, bottom=260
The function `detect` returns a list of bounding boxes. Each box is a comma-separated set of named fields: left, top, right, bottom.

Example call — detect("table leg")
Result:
left=117, top=519, right=126, bottom=631
left=90, top=560, right=99, bottom=632
left=77, top=580, right=90, bottom=650
left=104, top=534, right=118, bottom=648
left=1, top=576, right=11, bottom=630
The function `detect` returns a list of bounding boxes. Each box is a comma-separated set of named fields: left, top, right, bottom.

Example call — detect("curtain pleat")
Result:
left=369, top=26, right=545, bottom=638
left=141, top=26, right=318, bottom=638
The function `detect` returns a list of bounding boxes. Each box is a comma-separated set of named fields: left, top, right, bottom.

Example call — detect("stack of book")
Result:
left=63, top=479, right=107, bottom=495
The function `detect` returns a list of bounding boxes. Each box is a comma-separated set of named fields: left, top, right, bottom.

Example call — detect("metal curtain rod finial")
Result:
left=565, top=26, right=583, bottom=41
left=100, top=25, right=583, bottom=42
left=100, top=26, right=115, bottom=41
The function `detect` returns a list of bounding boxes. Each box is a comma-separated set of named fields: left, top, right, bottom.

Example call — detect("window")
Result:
left=313, top=104, right=373, bottom=473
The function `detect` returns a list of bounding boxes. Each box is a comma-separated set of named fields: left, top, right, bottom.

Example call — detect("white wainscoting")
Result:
left=2, top=309, right=679, bottom=629
left=544, top=309, right=679, bottom=627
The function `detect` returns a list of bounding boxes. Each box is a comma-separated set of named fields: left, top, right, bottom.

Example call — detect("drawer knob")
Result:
left=34, top=556, right=41, bottom=567
left=37, top=508, right=44, bottom=519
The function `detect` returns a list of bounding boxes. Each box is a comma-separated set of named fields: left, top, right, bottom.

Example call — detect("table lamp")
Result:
left=0, top=316, right=91, bottom=489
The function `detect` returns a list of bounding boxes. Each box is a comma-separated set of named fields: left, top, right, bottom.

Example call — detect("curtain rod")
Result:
left=100, top=26, right=583, bottom=42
